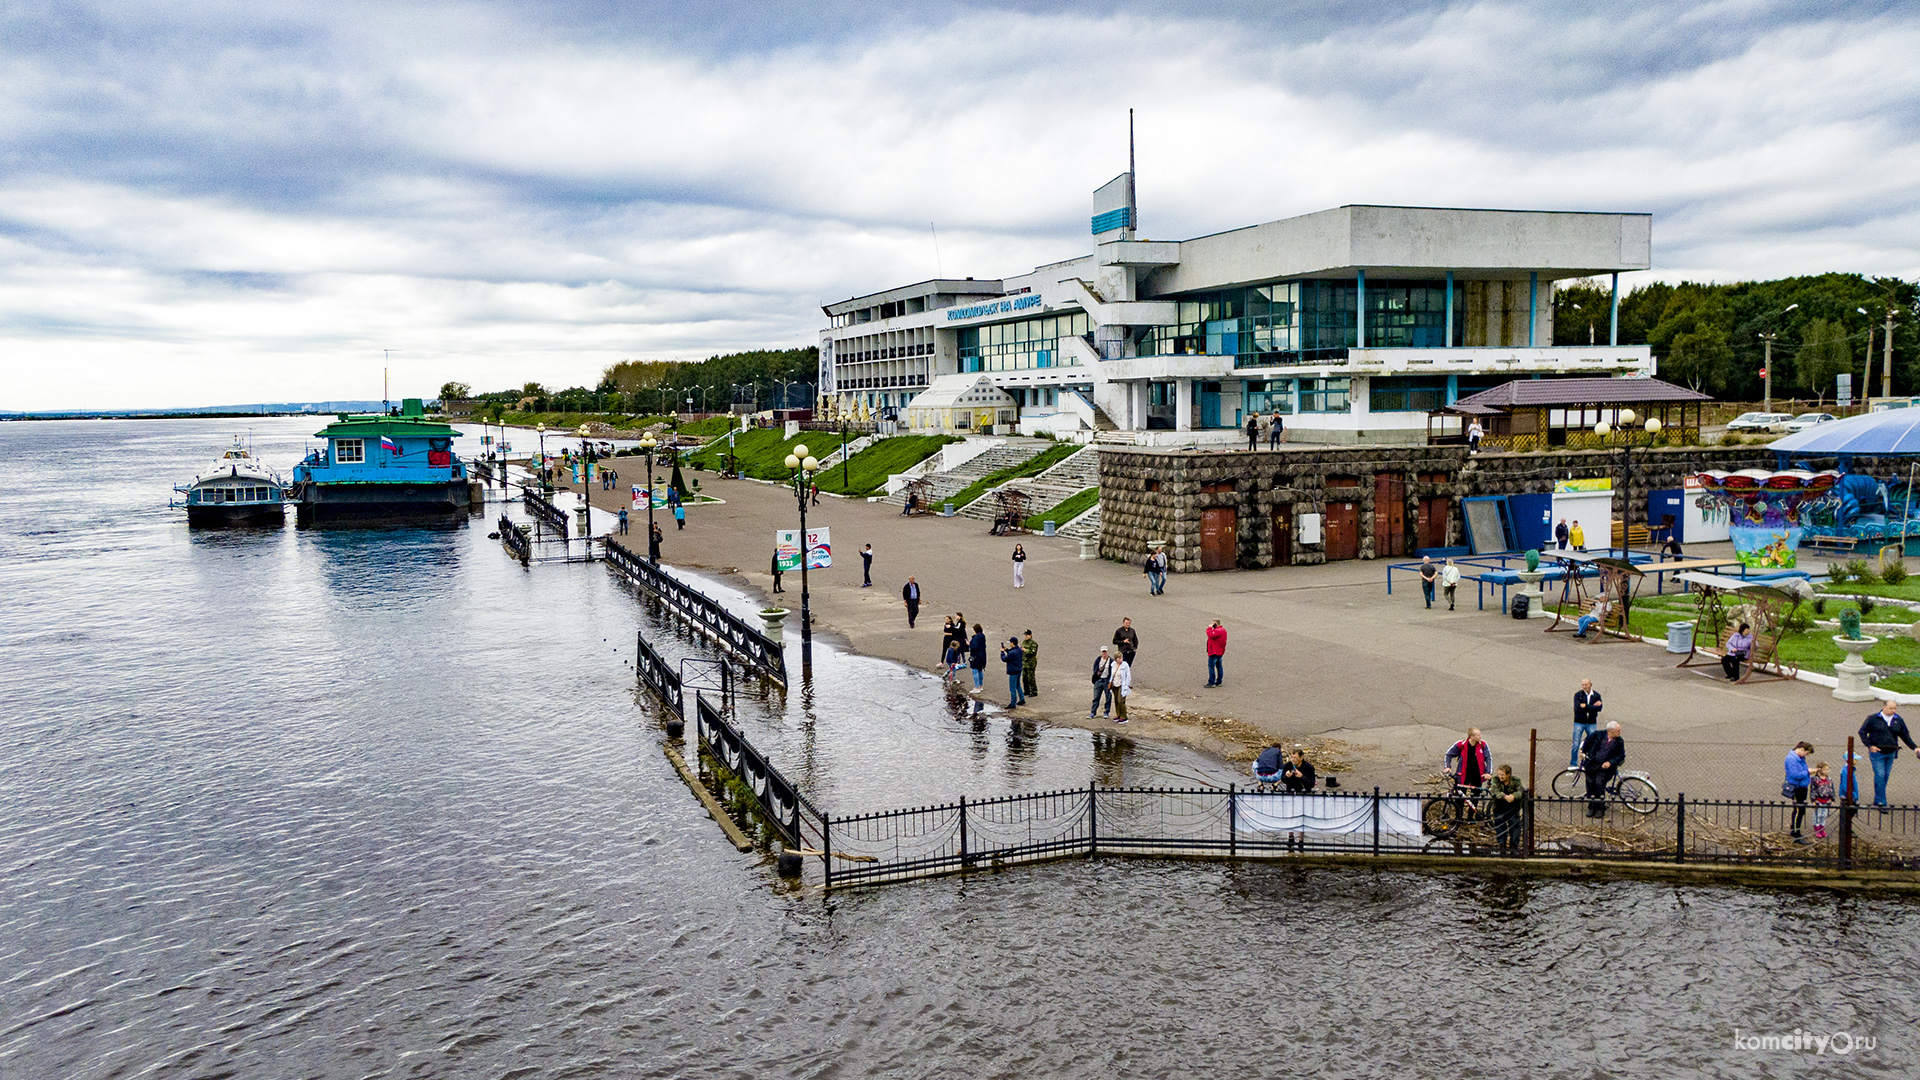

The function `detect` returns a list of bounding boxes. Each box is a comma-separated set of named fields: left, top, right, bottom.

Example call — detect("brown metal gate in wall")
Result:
left=1374, top=474, right=1407, bottom=558
left=1324, top=502, right=1359, bottom=561
left=1271, top=505, right=1292, bottom=567
left=1200, top=507, right=1238, bottom=571
left=1417, top=496, right=1452, bottom=551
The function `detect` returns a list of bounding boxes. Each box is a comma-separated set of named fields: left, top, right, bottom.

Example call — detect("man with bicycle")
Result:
left=1580, top=721, right=1626, bottom=819
left=1445, top=729, right=1491, bottom=790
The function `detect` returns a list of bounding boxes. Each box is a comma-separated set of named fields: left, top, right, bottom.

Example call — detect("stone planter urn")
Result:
left=759, top=608, right=790, bottom=641
left=1514, top=569, right=1550, bottom=619
left=1079, top=535, right=1100, bottom=560
left=1832, top=634, right=1879, bottom=702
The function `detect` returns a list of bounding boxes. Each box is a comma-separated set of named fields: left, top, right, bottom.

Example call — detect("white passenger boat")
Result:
left=173, top=438, right=287, bottom=525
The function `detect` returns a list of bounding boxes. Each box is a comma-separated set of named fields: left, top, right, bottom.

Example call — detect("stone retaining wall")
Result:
left=1096, top=445, right=1794, bottom=572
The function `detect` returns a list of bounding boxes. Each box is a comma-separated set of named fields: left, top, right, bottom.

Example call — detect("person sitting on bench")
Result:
left=1575, top=596, right=1611, bottom=639
left=1723, top=622, right=1754, bottom=680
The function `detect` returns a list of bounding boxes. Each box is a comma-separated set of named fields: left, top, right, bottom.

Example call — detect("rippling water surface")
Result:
left=3, top=418, right=1917, bottom=1079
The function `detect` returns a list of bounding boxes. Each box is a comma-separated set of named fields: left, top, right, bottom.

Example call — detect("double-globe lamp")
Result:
left=785, top=444, right=819, bottom=665
left=638, top=432, right=658, bottom=560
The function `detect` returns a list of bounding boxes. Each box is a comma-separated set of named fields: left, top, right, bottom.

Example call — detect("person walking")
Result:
left=901, top=577, right=921, bottom=627
left=1785, top=741, right=1814, bottom=843
left=673, top=502, right=686, bottom=530
left=1488, top=764, right=1526, bottom=855
left=1572, top=679, right=1603, bottom=766
left=648, top=522, right=663, bottom=562
left=1440, top=558, right=1460, bottom=610
left=968, top=623, right=988, bottom=691
left=1021, top=630, right=1039, bottom=699
left=1111, top=617, right=1139, bottom=668
left=771, top=548, right=785, bottom=594
left=617, top=507, right=629, bottom=535
left=1011, top=544, right=1027, bottom=588
left=1144, top=547, right=1168, bottom=595
left=1580, top=721, right=1625, bottom=818
left=1204, top=619, right=1227, bottom=687
left=1467, top=419, right=1483, bottom=454
left=1269, top=411, right=1284, bottom=448
left=1109, top=652, right=1132, bottom=723
left=1555, top=518, right=1570, bottom=550
left=860, top=544, right=874, bottom=587
left=810, top=482, right=820, bottom=507
left=1088, top=646, right=1114, bottom=718
left=1246, top=414, right=1260, bottom=451
left=1418, top=556, right=1438, bottom=609
left=1858, top=699, right=1918, bottom=809
left=1001, top=637, right=1026, bottom=707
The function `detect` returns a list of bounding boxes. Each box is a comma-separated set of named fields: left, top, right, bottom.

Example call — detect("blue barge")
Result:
left=292, top=398, right=477, bottom=523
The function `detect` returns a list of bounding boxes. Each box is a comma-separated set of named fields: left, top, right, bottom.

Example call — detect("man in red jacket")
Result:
left=1205, top=619, right=1227, bottom=687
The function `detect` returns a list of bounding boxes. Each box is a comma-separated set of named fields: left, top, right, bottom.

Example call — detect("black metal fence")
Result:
left=498, top=515, right=530, bottom=566
left=635, top=631, right=682, bottom=716
left=522, top=487, right=569, bottom=535
left=693, top=695, right=829, bottom=856
left=609, top=541, right=785, bottom=684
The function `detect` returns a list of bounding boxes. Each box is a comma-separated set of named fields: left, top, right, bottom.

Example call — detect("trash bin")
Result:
left=942, top=502, right=954, bottom=517
left=1666, top=621, right=1694, bottom=653
left=1043, top=520, right=1056, bottom=537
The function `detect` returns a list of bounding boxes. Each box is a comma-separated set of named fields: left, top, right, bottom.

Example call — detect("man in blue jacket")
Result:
left=1000, top=637, right=1026, bottom=708
left=1580, top=721, right=1626, bottom=818
left=1858, top=700, right=1918, bottom=809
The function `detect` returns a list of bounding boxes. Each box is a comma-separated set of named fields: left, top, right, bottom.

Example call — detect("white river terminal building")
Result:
left=819, top=175, right=1653, bottom=445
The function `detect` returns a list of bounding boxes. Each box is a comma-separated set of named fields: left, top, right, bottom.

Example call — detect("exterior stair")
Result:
left=880, top=438, right=1054, bottom=508
left=957, top=445, right=1099, bottom=521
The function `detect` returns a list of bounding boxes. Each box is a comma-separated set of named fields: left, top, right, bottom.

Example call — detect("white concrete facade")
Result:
left=819, top=189, right=1654, bottom=444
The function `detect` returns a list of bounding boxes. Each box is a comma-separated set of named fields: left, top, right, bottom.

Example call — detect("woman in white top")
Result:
left=1439, top=558, right=1461, bottom=610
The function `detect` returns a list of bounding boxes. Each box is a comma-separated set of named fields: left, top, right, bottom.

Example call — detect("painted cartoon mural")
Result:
left=1693, top=470, right=1841, bottom=569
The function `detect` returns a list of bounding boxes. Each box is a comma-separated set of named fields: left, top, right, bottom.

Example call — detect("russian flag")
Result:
left=381, top=435, right=400, bottom=455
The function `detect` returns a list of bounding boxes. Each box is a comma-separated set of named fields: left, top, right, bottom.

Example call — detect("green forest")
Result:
left=1554, top=273, right=1917, bottom=402
left=459, top=347, right=818, bottom=415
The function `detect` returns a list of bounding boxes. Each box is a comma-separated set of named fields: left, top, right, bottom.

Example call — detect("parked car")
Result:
left=1725, top=412, right=1794, bottom=433
left=1777, top=412, right=1837, bottom=433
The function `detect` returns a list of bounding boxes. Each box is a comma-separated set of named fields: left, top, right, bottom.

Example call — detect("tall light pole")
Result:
left=785, top=443, right=820, bottom=665
left=1859, top=307, right=1876, bottom=402
left=1884, top=302, right=1900, bottom=400
left=639, top=433, right=658, bottom=561
left=1760, top=303, right=1798, bottom=412
left=577, top=424, right=593, bottom=539
left=1594, top=410, right=1663, bottom=551
left=535, top=423, right=549, bottom=494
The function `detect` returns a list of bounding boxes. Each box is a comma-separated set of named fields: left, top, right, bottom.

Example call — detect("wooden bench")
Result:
left=1566, top=597, right=1625, bottom=641
left=1711, top=623, right=1792, bottom=683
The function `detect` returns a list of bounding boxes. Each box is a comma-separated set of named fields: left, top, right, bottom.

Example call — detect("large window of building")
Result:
left=957, top=312, right=1091, bottom=373
left=1298, top=377, right=1351, bottom=413
left=1244, top=379, right=1294, bottom=414
left=1368, top=376, right=1448, bottom=412
left=1139, top=279, right=1463, bottom=367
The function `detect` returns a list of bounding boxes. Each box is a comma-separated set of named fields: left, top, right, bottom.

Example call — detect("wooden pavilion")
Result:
left=1427, top=377, right=1711, bottom=452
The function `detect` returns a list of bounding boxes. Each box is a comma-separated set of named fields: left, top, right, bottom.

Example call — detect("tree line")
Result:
left=1554, top=273, right=1918, bottom=403
left=444, top=347, right=818, bottom=415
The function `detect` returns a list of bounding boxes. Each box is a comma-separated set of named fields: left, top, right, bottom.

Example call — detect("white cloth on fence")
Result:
left=1234, top=792, right=1423, bottom=836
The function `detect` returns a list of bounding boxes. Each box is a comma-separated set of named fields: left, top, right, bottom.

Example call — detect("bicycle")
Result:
left=1550, top=764, right=1659, bottom=813
left=1422, top=777, right=1491, bottom=839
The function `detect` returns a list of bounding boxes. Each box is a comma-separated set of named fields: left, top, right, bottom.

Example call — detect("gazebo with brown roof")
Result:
left=1428, top=376, right=1711, bottom=452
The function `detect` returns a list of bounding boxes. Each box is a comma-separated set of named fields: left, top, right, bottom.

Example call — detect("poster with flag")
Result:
left=380, top=435, right=400, bottom=455
left=774, top=528, right=830, bottom=571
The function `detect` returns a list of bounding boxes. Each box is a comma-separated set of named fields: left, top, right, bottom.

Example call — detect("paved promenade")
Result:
left=555, top=462, right=1916, bottom=801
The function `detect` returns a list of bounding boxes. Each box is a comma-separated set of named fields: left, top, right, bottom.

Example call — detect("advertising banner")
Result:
left=775, top=527, right=831, bottom=571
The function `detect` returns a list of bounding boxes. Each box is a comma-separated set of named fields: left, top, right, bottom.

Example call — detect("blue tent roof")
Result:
left=1768, top=408, right=1920, bottom=456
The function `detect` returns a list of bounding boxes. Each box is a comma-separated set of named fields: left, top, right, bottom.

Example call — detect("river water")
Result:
left=2, top=416, right=1915, bottom=1079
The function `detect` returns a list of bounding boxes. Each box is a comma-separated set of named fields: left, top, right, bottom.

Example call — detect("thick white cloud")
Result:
left=1, top=0, right=1916, bottom=408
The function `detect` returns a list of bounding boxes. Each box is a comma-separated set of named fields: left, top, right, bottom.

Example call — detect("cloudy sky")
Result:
left=4, top=0, right=1918, bottom=409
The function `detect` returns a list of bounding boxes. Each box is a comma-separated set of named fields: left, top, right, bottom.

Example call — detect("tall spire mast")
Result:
left=1128, top=108, right=1137, bottom=234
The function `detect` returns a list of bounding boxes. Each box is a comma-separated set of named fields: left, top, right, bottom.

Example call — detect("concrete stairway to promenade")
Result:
left=880, top=438, right=1054, bottom=509
left=957, top=444, right=1100, bottom=521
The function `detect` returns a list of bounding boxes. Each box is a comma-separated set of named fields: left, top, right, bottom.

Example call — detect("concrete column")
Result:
left=1528, top=271, right=1538, bottom=347
left=1132, top=382, right=1148, bottom=430
left=1175, top=378, right=1194, bottom=432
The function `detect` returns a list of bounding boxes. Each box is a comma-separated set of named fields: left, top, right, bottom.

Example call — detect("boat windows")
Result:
left=335, top=438, right=365, bottom=464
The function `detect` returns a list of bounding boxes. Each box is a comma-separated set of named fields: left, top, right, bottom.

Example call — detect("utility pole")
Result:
left=1761, top=333, right=1775, bottom=412
left=1886, top=305, right=1899, bottom=400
